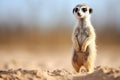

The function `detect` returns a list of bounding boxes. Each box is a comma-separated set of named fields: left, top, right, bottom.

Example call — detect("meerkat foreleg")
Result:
left=72, top=36, right=80, bottom=52
left=81, top=32, right=95, bottom=52
left=72, top=28, right=80, bottom=52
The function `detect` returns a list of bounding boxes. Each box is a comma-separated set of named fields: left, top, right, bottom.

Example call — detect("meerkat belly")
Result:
left=77, top=29, right=88, bottom=46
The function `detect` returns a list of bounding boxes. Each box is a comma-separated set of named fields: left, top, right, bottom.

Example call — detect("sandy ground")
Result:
left=0, top=45, right=119, bottom=80
left=0, top=66, right=120, bottom=80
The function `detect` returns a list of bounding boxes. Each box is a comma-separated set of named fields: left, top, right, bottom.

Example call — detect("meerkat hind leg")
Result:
left=72, top=52, right=82, bottom=73
left=72, top=61, right=80, bottom=72
left=84, top=58, right=94, bottom=73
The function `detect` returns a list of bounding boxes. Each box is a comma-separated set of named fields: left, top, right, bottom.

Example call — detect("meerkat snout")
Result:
left=73, top=4, right=93, bottom=19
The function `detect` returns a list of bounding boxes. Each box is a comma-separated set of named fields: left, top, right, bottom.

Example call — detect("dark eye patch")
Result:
left=82, top=8, right=87, bottom=12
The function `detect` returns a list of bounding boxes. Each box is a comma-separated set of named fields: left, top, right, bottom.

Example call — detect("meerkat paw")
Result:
left=75, top=45, right=80, bottom=52
left=81, top=44, right=87, bottom=52
left=81, top=47, right=86, bottom=52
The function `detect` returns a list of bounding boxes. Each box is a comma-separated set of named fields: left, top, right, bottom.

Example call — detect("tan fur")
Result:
left=72, top=4, right=96, bottom=73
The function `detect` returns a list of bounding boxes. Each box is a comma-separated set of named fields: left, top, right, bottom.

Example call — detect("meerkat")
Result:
left=72, top=4, right=96, bottom=73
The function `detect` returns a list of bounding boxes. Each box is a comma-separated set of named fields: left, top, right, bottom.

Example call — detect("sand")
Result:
left=0, top=45, right=119, bottom=80
left=0, top=66, right=119, bottom=80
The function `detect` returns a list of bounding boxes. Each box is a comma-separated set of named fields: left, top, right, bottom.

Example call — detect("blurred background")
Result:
left=0, top=0, right=120, bottom=71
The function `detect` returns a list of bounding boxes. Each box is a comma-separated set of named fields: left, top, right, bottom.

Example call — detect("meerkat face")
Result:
left=73, top=4, right=93, bottom=19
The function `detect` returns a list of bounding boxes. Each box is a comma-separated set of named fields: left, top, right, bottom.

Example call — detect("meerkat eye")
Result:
left=82, top=8, right=87, bottom=12
left=89, top=8, right=93, bottom=13
left=74, top=7, right=79, bottom=12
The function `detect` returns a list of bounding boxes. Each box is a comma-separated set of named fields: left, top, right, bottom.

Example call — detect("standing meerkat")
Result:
left=72, top=4, right=96, bottom=73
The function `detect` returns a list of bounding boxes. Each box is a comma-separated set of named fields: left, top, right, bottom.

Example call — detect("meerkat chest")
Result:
left=77, top=27, right=89, bottom=45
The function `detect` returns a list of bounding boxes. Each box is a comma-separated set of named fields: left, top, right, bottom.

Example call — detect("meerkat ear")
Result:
left=89, top=8, right=93, bottom=14
left=73, top=8, right=75, bottom=13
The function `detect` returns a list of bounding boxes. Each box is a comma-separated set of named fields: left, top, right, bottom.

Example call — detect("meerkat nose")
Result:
left=77, top=12, right=80, bottom=16
left=74, top=7, right=79, bottom=13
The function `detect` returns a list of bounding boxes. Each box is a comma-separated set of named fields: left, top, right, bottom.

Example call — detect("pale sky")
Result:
left=0, top=0, right=119, bottom=29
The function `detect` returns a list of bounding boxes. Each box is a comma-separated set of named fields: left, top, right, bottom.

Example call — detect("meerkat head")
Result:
left=73, top=4, right=93, bottom=19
